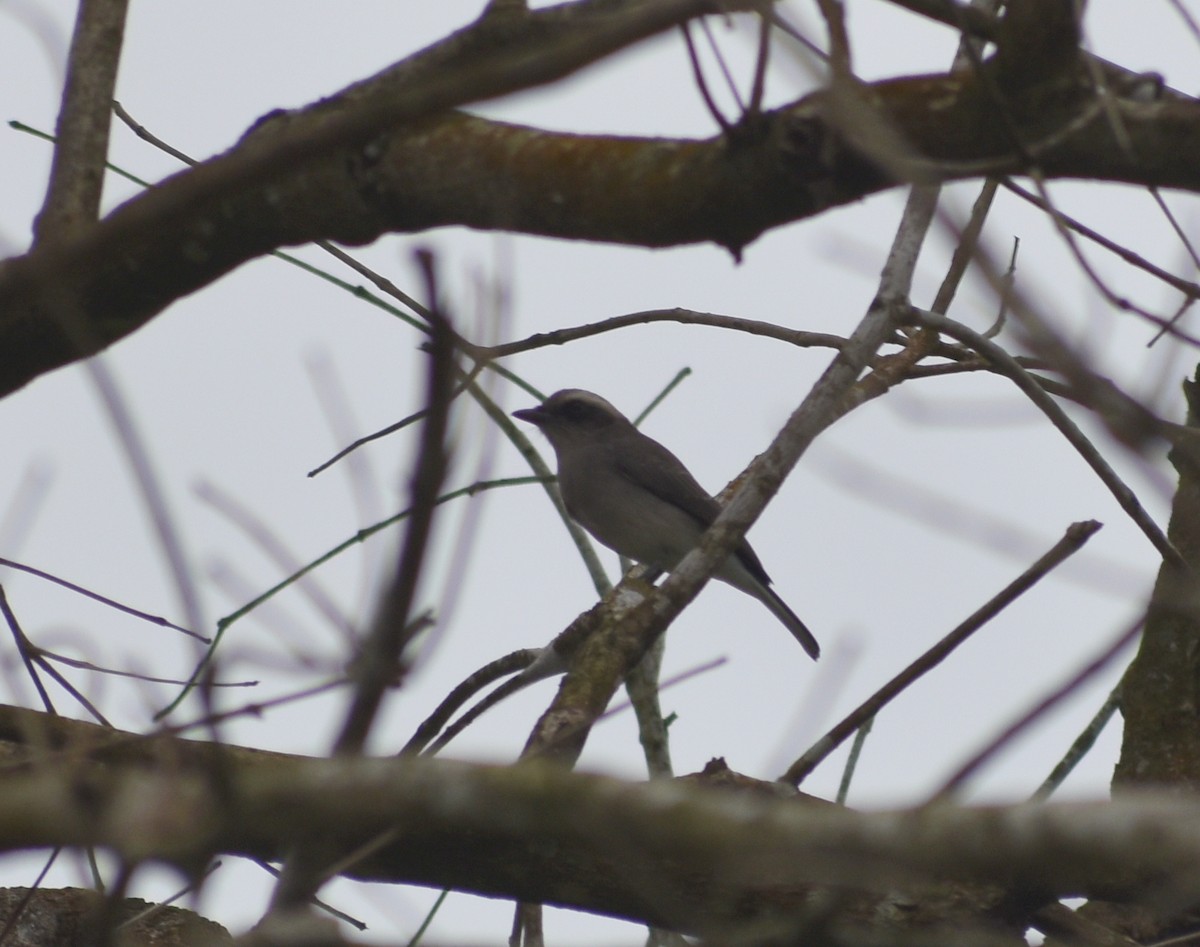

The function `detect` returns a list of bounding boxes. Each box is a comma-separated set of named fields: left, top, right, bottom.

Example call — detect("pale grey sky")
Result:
left=1, top=1, right=1197, bottom=941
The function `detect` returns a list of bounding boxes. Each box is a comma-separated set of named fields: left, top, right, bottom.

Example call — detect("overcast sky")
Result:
left=2, top=1, right=1199, bottom=942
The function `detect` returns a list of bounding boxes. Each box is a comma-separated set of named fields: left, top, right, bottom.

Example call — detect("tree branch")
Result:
left=1, top=705, right=1199, bottom=937
left=32, top=0, right=129, bottom=244
left=0, top=4, right=1196, bottom=397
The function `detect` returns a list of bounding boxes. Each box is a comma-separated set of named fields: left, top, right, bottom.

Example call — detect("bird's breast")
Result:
left=558, top=454, right=705, bottom=570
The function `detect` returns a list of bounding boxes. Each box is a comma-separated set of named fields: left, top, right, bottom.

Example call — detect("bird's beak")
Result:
left=512, top=405, right=547, bottom=425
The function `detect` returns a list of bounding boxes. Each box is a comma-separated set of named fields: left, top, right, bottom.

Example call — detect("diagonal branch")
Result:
left=780, top=521, right=1102, bottom=787
left=32, top=0, right=129, bottom=244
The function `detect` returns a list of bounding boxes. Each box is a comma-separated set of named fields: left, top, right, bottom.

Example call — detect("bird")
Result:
left=513, top=389, right=820, bottom=659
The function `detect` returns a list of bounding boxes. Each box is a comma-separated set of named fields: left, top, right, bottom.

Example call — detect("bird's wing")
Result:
left=614, top=431, right=774, bottom=584
left=613, top=432, right=720, bottom=527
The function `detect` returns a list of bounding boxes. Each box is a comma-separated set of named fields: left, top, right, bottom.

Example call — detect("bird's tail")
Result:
left=760, top=585, right=821, bottom=660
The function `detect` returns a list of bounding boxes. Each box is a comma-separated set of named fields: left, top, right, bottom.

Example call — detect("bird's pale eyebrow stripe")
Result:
left=554, top=391, right=619, bottom=413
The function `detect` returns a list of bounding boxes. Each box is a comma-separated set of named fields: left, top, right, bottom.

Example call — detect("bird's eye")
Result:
left=560, top=400, right=592, bottom=421
left=555, top=398, right=613, bottom=427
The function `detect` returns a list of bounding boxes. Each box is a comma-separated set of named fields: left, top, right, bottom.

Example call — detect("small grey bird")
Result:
left=513, top=389, right=820, bottom=659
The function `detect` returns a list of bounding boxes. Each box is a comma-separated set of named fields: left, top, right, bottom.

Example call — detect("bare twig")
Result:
left=1028, top=171, right=1185, bottom=339
left=746, top=6, right=772, bottom=116
left=252, top=860, right=366, bottom=930
left=474, top=309, right=848, bottom=361
left=88, top=358, right=208, bottom=720
left=815, top=0, right=852, bottom=76
left=334, top=252, right=458, bottom=755
left=0, top=556, right=204, bottom=641
left=680, top=22, right=734, bottom=132
left=1001, top=179, right=1200, bottom=314
left=401, top=650, right=542, bottom=756
left=195, top=482, right=352, bottom=637
left=780, top=521, right=1102, bottom=787
left=0, top=586, right=54, bottom=715
left=835, top=717, right=873, bottom=804
left=111, top=99, right=193, bottom=165
left=1164, top=0, right=1200, bottom=43
left=931, top=179, right=998, bottom=316
left=932, top=611, right=1141, bottom=799
left=837, top=0, right=1004, bottom=418
left=1033, top=682, right=1122, bottom=800
left=625, top=636, right=674, bottom=778
left=982, top=235, right=1018, bottom=339
left=178, top=474, right=547, bottom=704
left=1146, top=187, right=1200, bottom=347
left=306, top=373, right=481, bottom=478
left=23, top=653, right=111, bottom=729
left=265, top=269, right=458, bottom=909
left=33, top=0, right=129, bottom=243
left=911, top=309, right=1182, bottom=568
left=37, top=648, right=254, bottom=688
left=632, top=369, right=694, bottom=428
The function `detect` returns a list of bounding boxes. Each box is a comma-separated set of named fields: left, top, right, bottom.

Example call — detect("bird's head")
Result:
left=512, top=389, right=631, bottom=450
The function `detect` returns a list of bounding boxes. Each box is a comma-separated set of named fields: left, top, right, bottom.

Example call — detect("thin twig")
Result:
left=112, top=99, right=194, bottom=165
left=679, top=22, right=733, bottom=132
left=0, top=586, right=54, bottom=714
left=0, top=556, right=205, bottom=641
left=1001, top=179, right=1200, bottom=314
left=625, top=636, right=674, bottom=778
left=911, top=308, right=1182, bottom=569
left=307, top=371, right=482, bottom=477
left=157, top=475, right=542, bottom=719
left=746, top=5, right=772, bottom=116
left=780, top=520, right=1102, bottom=787
left=932, top=612, right=1142, bottom=799
left=33, top=0, right=129, bottom=243
left=89, top=358, right=208, bottom=720
left=116, top=861, right=224, bottom=931
left=835, top=717, right=873, bottom=804
left=814, top=0, right=852, bottom=76
left=1033, top=682, right=1122, bottom=800
left=37, top=647, right=255, bottom=687
left=931, top=179, right=997, bottom=316
left=1029, top=171, right=1183, bottom=336
left=632, top=369, right=693, bottom=428
left=983, top=235, right=1019, bottom=339
left=252, top=860, right=366, bottom=930
left=401, top=650, right=541, bottom=756
left=194, top=481, right=352, bottom=636
left=28, top=652, right=112, bottom=727
left=476, top=309, right=848, bottom=361
left=1164, top=0, right=1200, bottom=43
left=698, top=17, right=745, bottom=111
left=766, top=8, right=829, bottom=61
left=1146, top=187, right=1200, bottom=347
left=333, top=252, right=457, bottom=755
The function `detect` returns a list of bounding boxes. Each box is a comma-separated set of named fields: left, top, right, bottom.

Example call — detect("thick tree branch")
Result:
left=0, top=0, right=1194, bottom=398
left=0, top=0, right=757, bottom=397
left=1, top=704, right=1199, bottom=939
left=0, top=887, right=231, bottom=947
left=1115, top=369, right=1200, bottom=790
